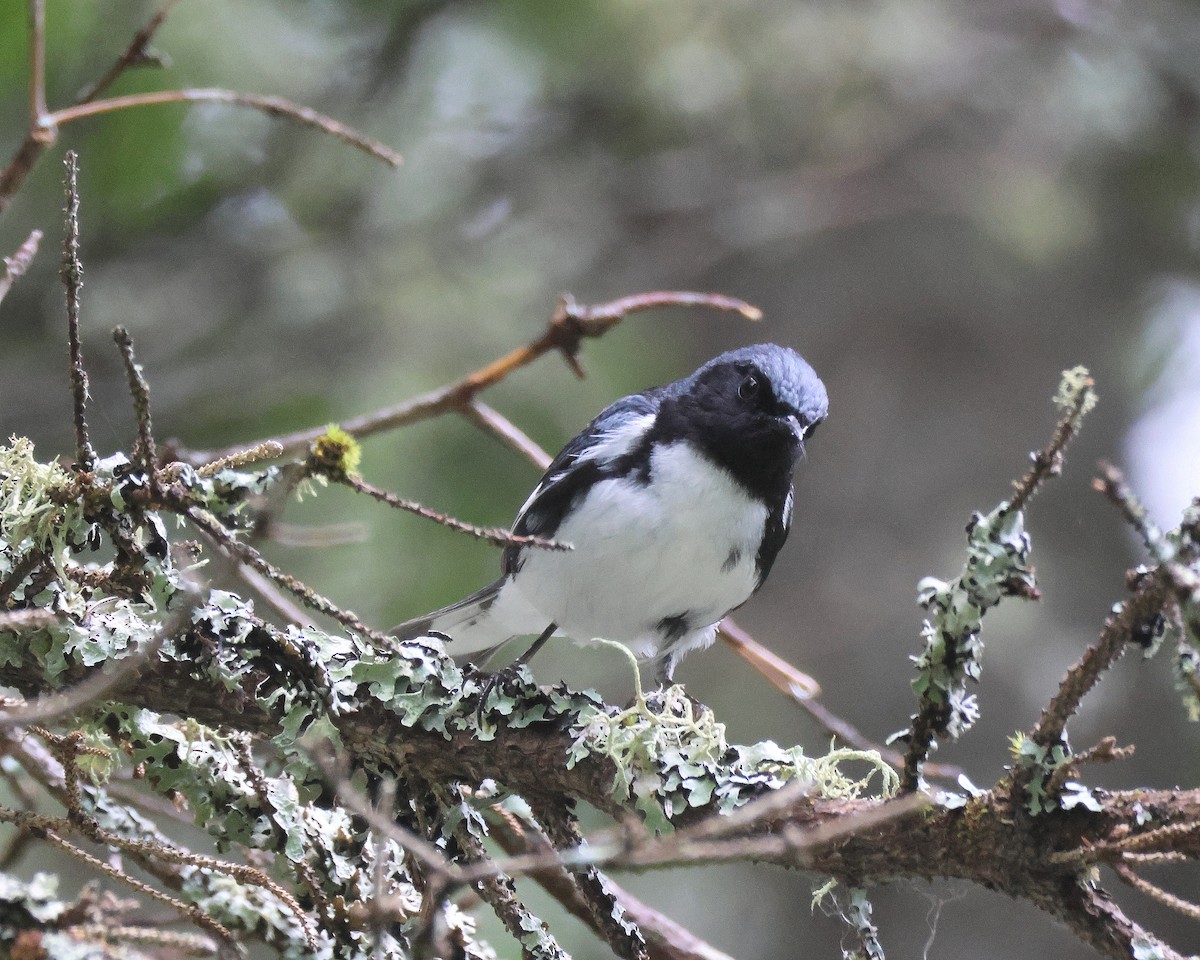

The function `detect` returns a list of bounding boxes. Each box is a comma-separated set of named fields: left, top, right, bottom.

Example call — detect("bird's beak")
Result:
left=782, top=413, right=805, bottom=443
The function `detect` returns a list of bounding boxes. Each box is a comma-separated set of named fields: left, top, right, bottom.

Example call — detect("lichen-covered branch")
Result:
left=897, top=367, right=1098, bottom=791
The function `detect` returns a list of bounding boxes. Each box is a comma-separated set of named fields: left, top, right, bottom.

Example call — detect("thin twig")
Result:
left=338, top=473, right=570, bottom=552
left=47, top=728, right=317, bottom=951
left=454, top=825, right=570, bottom=960
left=0, top=608, right=58, bottom=633
left=1043, top=735, right=1135, bottom=799
left=232, top=562, right=312, bottom=625
left=718, top=620, right=963, bottom=779
left=718, top=617, right=820, bottom=700
left=63, top=926, right=217, bottom=956
left=462, top=400, right=553, bottom=470
left=49, top=89, right=402, bottom=167
left=28, top=0, right=47, bottom=121
left=531, top=802, right=649, bottom=960
left=0, top=813, right=237, bottom=952
left=489, top=811, right=737, bottom=960
left=0, top=228, right=42, bottom=308
left=195, top=441, right=284, bottom=477
left=1015, top=572, right=1171, bottom=797
left=1008, top=370, right=1096, bottom=514
left=306, top=740, right=457, bottom=883
left=187, top=290, right=761, bottom=464
left=1113, top=863, right=1200, bottom=922
left=112, top=326, right=158, bottom=491
left=0, top=6, right=401, bottom=213
left=62, top=151, right=95, bottom=470
left=1093, top=460, right=1169, bottom=562
left=76, top=0, right=180, bottom=103
left=184, top=506, right=391, bottom=644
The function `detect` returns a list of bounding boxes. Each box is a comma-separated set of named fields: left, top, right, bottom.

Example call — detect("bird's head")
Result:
left=661, top=343, right=829, bottom=498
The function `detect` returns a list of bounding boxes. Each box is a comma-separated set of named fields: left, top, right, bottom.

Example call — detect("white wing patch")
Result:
left=574, top=412, right=655, bottom=466
left=782, top=488, right=794, bottom=530
left=513, top=412, right=655, bottom=524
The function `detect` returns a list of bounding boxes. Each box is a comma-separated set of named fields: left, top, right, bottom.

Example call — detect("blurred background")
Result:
left=3, top=0, right=1200, bottom=956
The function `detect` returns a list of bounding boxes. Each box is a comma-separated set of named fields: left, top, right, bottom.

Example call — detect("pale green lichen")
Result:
left=0, top=437, right=85, bottom=571
left=1008, top=732, right=1102, bottom=815
left=569, top=686, right=897, bottom=833
left=1052, top=365, right=1098, bottom=417
left=909, top=502, right=1035, bottom=741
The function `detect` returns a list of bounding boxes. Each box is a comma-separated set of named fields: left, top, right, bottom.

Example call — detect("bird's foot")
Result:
left=474, top=661, right=537, bottom=727
left=611, top=683, right=715, bottom=735
left=641, top=685, right=712, bottom=720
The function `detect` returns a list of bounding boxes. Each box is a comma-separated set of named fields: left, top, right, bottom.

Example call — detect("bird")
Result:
left=393, top=343, right=828, bottom=692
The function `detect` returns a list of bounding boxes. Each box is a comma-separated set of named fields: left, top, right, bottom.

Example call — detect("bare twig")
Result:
left=231, top=562, right=312, bottom=625
left=195, top=440, right=284, bottom=477
left=28, top=0, right=47, bottom=121
left=112, top=326, right=158, bottom=490
left=49, top=89, right=402, bottom=167
left=717, top=621, right=968, bottom=779
left=531, top=803, right=649, bottom=960
left=718, top=617, right=819, bottom=701
left=462, top=400, right=552, bottom=470
left=337, top=473, right=570, bottom=552
left=61, top=151, right=95, bottom=471
left=76, top=0, right=180, bottom=104
left=0, top=6, right=401, bottom=214
left=184, top=506, right=391, bottom=643
left=1016, top=572, right=1171, bottom=791
left=1113, top=863, right=1200, bottom=922
left=1008, top=369, right=1095, bottom=514
left=0, top=228, right=42, bottom=307
left=187, top=290, right=762, bottom=464
left=0, top=608, right=58, bottom=633
left=1093, top=460, right=1169, bottom=561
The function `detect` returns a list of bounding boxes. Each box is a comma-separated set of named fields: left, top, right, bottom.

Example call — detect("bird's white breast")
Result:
left=509, top=441, right=768, bottom=658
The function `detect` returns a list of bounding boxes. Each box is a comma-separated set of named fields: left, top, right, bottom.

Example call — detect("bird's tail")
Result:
left=391, top=578, right=515, bottom=657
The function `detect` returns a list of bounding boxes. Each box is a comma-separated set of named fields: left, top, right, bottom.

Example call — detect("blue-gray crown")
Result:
left=698, top=343, right=828, bottom=426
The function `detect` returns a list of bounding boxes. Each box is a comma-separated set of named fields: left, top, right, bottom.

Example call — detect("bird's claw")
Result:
left=474, top=662, right=532, bottom=727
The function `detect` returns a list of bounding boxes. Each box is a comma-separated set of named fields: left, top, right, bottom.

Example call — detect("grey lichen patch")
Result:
left=1009, top=733, right=1102, bottom=815
left=910, top=502, right=1035, bottom=740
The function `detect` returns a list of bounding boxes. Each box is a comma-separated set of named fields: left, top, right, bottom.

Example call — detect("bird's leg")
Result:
left=475, top=622, right=556, bottom=725
left=653, top=653, right=677, bottom=689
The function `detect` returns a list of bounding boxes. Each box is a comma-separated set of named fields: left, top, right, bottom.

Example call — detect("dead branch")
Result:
left=0, top=228, right=42, bottom=308
left=184, top=290, right=762, bottom=465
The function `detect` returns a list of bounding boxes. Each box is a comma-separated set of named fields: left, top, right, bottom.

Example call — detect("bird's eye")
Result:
left=803, top=418, right=820, bottom=439
left=737, top=374, right=760, bottom=401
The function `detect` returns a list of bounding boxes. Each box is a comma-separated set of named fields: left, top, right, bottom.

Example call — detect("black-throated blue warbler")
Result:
left=394, top=343, right=828, bottom=688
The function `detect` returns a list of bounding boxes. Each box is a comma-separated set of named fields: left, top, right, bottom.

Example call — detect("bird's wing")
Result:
left=501, top=387, right=665, bottom=574
left=754, top=486, right=793, bottom=589
left=391, top=578, right=505, bottom=647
